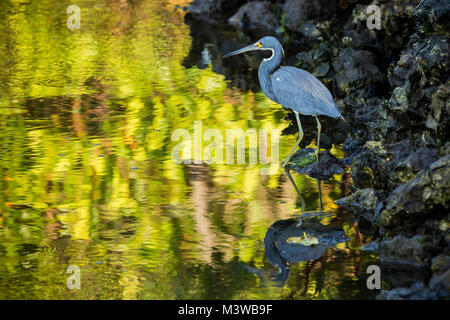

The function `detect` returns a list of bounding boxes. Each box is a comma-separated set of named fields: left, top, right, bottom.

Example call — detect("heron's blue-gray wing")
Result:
left=271, top=67, right=341, bottom=118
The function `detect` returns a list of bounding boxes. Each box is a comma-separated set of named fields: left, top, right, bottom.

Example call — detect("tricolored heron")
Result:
left=224, top=36, right=343, bottom=167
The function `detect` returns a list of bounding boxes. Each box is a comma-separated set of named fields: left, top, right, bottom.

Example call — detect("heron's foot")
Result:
left=301, top=232, right=319, bottom=246
left=303, top=232, right=309, bottom=241
left=281, top=160, right=292, bottom=168
left=314, top=149, right=320, bottom=162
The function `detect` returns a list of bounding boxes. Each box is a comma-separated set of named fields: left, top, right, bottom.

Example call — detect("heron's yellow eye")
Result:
left=256, top=42, right=263, bottom=48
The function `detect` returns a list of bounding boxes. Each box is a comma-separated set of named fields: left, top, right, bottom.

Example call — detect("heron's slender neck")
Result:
left=258, top=47, right=283, bottom=103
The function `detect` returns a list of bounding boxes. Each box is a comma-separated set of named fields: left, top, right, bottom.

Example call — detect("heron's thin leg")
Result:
left=317, top=179, right=323, bottom=212
left=283, top=167, right=305, bottom=213
left=282, top=111, right=303, bottom=168
left=315, top=116, right=321, bottom=162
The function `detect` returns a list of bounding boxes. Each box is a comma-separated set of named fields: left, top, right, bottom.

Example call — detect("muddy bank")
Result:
left=184, top=0, right=449, bottom=299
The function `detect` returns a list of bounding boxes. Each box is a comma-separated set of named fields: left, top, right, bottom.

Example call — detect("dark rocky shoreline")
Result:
left=184, top=0, right=449, bottom=299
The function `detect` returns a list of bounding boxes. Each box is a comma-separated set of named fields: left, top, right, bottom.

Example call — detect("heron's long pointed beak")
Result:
left=223, top=44, right=259, bottom=58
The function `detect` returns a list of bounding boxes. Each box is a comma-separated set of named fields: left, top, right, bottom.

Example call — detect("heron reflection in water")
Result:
left=264, top=180, right=349, bottom=283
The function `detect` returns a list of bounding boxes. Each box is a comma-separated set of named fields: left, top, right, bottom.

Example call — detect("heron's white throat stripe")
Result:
left=262, top=48, right=274, bottom=61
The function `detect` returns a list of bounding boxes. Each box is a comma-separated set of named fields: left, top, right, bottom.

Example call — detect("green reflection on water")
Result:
left=0, top=0, right=378, bottom=299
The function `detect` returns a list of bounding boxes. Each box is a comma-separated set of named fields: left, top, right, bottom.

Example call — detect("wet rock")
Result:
left=388, top=87, right=409, bottom=112
left=282, top=0, right=337, bottom=31
left=350, top=139, right=441, bottom=192
left=314, top=63, right=330, bottom=77
left=228, top=1, right=279, bottom=31
left=296, top=51, right=315, bottom=70
left=332, top=47, right=385, bottom=96
left=431, top=254, right=450, bottom=274
left=346, top=90, right=394, bottom=153
left=342, top=136, right=361, bottom=157
left=380, top=155, right=450, bottom=229
left=387, top=34, right=449, bottom=143
left=430, top=82, right=450, bottom=142
left=362, top=99, right=400, bottom=143
left=377, top=282, right=438, bottom=300
left=379, top=235, right=436, bottom=267
left=389, top=34, right=448, bottom=90
left=336, top=188, right=382, bottom=222
left=388, top=147, right=439, bottom=190
left=342, top=4, right=378, bottom=49
left=389, top=35, right=449, bottom=90
left=337, top=0, right=360, bottom=10
left=343, top=0, right=419, bottom=61
left=415, top=0, right=450, bottom=36
left=298, top=21, right=322, bottom=41
left=385, top=140, right=416, bottom=161
left=295, top=40, right=334, bottom=78
left=428, top=249, right=450, bottom=298
left=350, top=142, right=390, bottom=190
left=429, top=269, right=450, bottom=298
left=290, top=149, right=344, bottom=180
